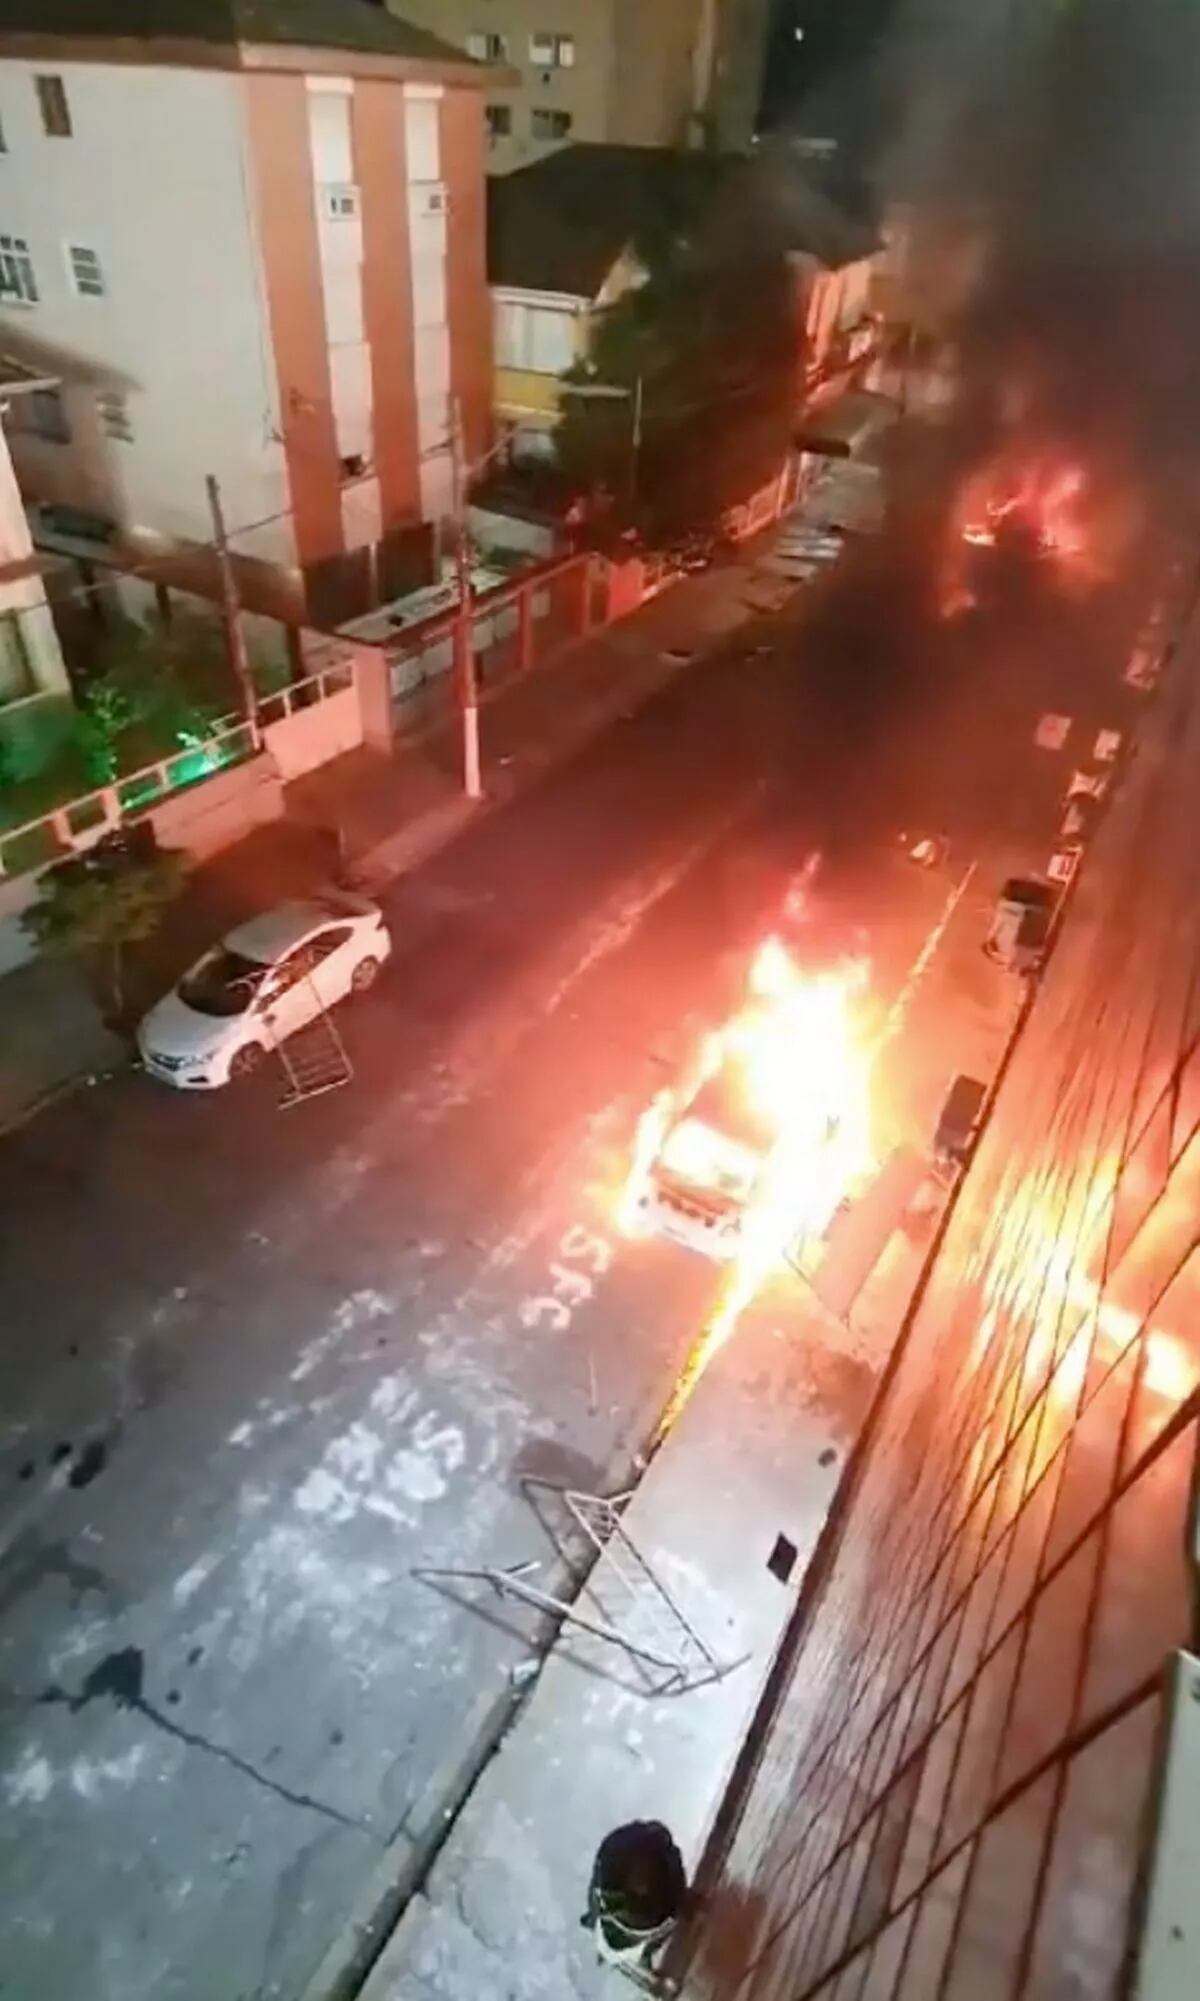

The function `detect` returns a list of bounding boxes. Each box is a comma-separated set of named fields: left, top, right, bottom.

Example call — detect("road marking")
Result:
left=877, top=863, right=978, bottom=1050
left=518, top=1221, right=616, bottom=1339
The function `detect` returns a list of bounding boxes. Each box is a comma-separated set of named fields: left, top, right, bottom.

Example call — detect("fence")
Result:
left=385, top=551, right=592, bottom=708
left=0, top=651, right=367, bottom=880
left=0, top=712, right=259, bottom=879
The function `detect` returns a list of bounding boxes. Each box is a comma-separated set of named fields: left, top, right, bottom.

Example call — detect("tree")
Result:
left=556, top=165, right=802, bottom=543
left=22, top=829, right=187, bottom=1021
left=70, top=612, right=243, bottom=786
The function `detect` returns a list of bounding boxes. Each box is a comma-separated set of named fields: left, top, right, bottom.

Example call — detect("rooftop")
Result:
left=488, top=143, right=879, bottom=300
left=0, top=1, right=476, bottom=71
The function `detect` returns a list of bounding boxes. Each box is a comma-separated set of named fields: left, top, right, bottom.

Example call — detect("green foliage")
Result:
left=22, top=838, right=187, bottom=1014
left=70, top=613, right=233, bottom=785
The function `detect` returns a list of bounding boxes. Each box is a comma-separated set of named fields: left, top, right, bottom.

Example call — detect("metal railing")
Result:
left=0, top=656, right=356, bottom=879
left=256, top=656, right=354, bottom=728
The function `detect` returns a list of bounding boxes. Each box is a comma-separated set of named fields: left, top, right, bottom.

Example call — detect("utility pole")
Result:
left=205, top=473, right=257, bottom=728
left=449, top=398, right=482, bottom=801
left=628, top=373, right=644, bottom=509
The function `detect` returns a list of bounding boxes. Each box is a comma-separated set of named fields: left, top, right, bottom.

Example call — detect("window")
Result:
left=531, top=108, right=573, bottom=141
left=35, top=74, right=71, bottom=138
left=67, top=243, right=104, bottom=296
left=309, top=925, right=354, bottom=964
left=494, top=299, right=575, bottom=374
left=0, top=112, right=7, bottom=154
left=486, top=103, right=512, bottom=139
left=29, top=387, right=71, bottom=441
left=466, top=31, right=508, bottom=61
left=97, top=391, right=132, bottom=443
left=339, top=452, right=366, bottom=482
left=0, top=232, right=37, bottom=305
left=319, top=183, right=359, bottom=221
left=530, top=33, right=575, bottom=67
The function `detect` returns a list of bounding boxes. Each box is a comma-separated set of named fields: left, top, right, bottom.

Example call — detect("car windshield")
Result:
left=178, top=946, right=268, bottom=1018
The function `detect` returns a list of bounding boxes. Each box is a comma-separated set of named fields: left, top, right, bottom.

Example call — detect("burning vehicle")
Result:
left=937, top=446, right=1121, bottom=619
left=956, top=454, right=1088, bottom=561
left=620, top=870, right=873, bottom=1264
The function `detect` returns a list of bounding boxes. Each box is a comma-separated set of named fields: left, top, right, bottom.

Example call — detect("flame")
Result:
left=622, top=934, right=876, bottom=1437
left=942, top=450, right=1106, bottom=613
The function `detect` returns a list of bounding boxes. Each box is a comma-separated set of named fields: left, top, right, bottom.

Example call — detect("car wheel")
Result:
left=229, top=1041, right=267, bottom=1082
left=351, top=955, right=381, bottom=995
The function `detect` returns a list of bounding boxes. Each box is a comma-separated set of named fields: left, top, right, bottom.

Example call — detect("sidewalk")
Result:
left=0, top=530, right=795, bottom=1134
left=348, top=1267, right=888, bottom=2001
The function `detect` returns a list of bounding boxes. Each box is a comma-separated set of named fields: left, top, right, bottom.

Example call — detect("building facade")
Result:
left=0, top=360, right=69, bottom=774
left=486, top=143, right=881, bottom=465
left=0, top=3, right=492, bottom=627
left=391, top=0, right=771, bottom=173
left=684, top=584, right=1200, bottom=1994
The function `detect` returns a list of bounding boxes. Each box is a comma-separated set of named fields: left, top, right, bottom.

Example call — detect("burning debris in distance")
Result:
left=880, top=0, right=1200, bottom=599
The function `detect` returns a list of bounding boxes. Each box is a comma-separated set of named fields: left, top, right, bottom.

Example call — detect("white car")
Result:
left=138, top=892, right=391, bottom=1089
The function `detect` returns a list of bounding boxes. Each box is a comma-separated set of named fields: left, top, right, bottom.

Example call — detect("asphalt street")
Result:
left=0, top=529, right=1147, bottom=1999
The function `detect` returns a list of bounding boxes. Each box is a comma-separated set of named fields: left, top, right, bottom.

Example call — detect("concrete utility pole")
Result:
left=205, top=473, right=257, bottom=728
left=449, top=398, right=482, bottom=801
left=628, top=373, right=644, bottom=508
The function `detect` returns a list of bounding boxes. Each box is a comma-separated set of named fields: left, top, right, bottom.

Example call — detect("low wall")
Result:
left=2, top=757, right=283, bottom=970
left=262, top=683, right=363, bottom=781
left=143, top=753, right=284, bottom=863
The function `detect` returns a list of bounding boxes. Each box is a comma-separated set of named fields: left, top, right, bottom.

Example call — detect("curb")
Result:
left=298, top=1683, right=520, bottom=2001
left=302, top=1305, right=710, bottom=2001
left=0, top=1053, right=127, bottom=1143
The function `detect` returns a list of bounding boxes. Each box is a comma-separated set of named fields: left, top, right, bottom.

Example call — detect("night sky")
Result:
left=761, top=0, right=901, bottom=138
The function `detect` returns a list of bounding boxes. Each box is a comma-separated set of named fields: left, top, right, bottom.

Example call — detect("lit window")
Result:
left=35, top=74, right=71, bottom=138
left=485, top=103, right=512, bottom=139
left=530, top=33, right=575, bottom=67
left=97, top=391, right=132, bottom=443
left=68, top=244, right=104, bottom=296
left=531, top=108, right=573, bottom=141
left=29, top=387, right=70, bottom=442
left=466, top=31, right=508, bottom=61
left=0, top=232, right=37, bottom=305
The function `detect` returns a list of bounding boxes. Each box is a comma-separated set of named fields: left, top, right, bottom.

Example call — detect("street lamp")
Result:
left=560, top=373, right=644, bottom=508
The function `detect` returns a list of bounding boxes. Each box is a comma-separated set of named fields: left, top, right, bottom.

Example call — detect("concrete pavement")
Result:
left=0, top=498, right=1146, bottom=1998
left=345, top=846, right=1028, bottom=2001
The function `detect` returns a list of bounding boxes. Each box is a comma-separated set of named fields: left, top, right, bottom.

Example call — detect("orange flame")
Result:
left=623, top=934, right=877, bottom=1433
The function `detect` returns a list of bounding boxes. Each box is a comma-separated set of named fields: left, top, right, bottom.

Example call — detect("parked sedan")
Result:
left=137, top=892, right=391, bottom=1089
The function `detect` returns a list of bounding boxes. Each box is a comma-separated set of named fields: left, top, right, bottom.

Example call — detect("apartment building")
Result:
left=391, top=0, right=772, bottom=172
left=684, top=592, right=1200, bottom=1993
left=0, top=2, right=493, bottom=627
left=0, top=358, right=68, bottom=769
